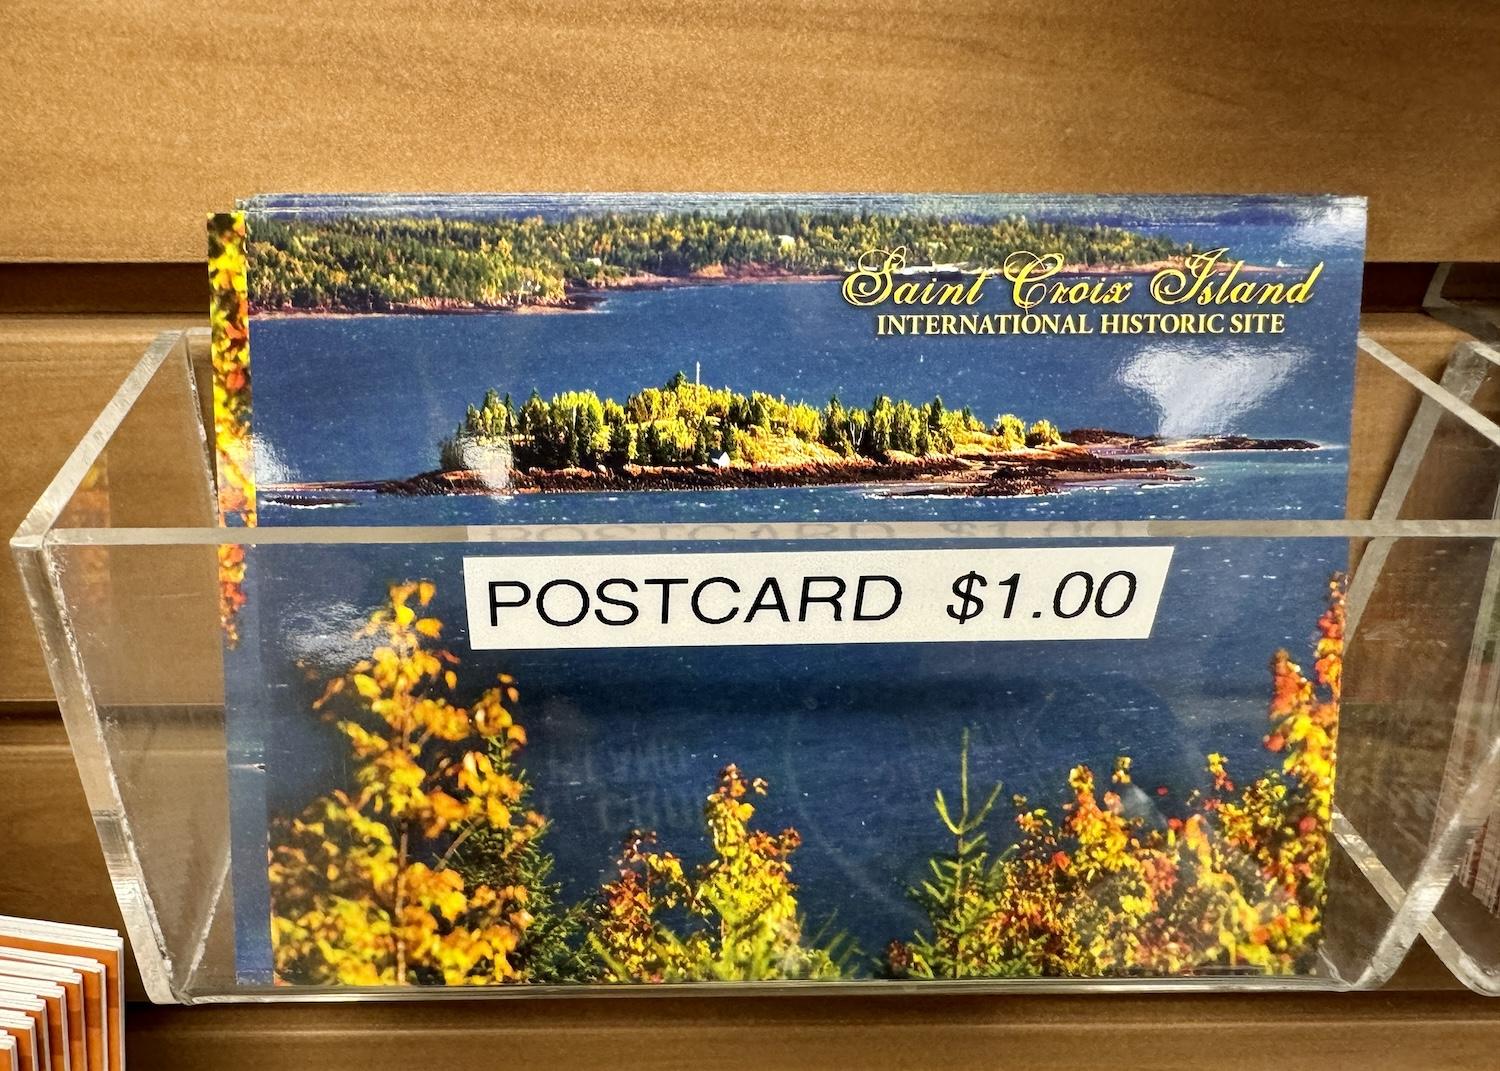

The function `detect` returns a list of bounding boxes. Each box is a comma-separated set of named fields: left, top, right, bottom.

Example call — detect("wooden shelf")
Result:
left=117, top=986, right=1500, bottom=1070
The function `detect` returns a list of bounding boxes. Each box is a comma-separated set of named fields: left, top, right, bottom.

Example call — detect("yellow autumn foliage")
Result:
left=268, top=581, right=545, bottom=985
left=592, top=766, right=846, bottom=983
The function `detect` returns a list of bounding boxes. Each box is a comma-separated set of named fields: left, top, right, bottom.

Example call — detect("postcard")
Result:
left=211, top=194, right=1363, bottom=987
left=0, top=1002, right=43, bottom=1071
left=214, top=194, right=1363, bottom=530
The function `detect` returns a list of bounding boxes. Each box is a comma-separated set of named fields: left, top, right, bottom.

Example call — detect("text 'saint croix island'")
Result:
left=844, top=247, right=1322, bottom=337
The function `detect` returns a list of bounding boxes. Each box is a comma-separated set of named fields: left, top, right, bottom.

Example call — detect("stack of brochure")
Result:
left=0, top=918, right=124, bottom=1071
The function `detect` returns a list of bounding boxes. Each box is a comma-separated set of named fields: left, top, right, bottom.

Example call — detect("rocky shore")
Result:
left=268, top=455, right=972, bottom=500
left=884, top=451, right=1194, bottom=499
left=1064, top=428, right=1319, bottom=453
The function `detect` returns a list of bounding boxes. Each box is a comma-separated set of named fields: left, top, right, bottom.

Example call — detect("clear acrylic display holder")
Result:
left=1410, top=282, right=1500, bottom=994
left=13, top=326, right=1500, bottom=1003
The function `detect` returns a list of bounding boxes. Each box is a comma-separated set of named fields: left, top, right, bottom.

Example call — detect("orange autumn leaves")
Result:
left=889, top=574, right=1345, bottom=979
left=268, top=575, right=1344, bottom=985
left=320, top=582, right=529, bottom=844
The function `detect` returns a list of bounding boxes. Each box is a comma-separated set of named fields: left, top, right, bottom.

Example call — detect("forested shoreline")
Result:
left=245, top=209, right=1187, bottom=312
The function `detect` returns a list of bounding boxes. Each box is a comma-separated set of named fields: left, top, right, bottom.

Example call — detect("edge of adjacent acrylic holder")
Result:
left=1405, top=282, right=1500, bottom=993
left=1334, top=332, right=1500, bottom=989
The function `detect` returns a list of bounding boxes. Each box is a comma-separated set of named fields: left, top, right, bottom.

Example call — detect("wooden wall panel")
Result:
left=0, top=717, right=141, bottom=994
left=3, top=1, right=1499, bottom=263
left=0, top=316, right=186, bottom=707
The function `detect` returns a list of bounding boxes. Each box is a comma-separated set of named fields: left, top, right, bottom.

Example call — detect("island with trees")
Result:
left=260, top=374, right=1318, bottom=505
left=244, top=207, right=1190, bottom=313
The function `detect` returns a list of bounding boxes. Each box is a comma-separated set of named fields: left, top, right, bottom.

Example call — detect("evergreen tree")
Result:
left=691, top=416, right=713, bottom=464
left=566, top=428, right=581, bottom=467
left=637, top=423, right=663, bottom=465
left=847, top=408, right=869, bottom=454
left=869, top=395, right=894, bottom=455
left=927, top=395, right=946, bottom=430
left=748, top=393, right=772, bottom=431
left=890, top=399, right=920, bottom=453
left=452, top=739, right=595, bottom=983
left=519, top=389, right=547, bottom=437
left=887, top=731, right=1030, bottom=980
left=608, top=420, right=636, bottom=465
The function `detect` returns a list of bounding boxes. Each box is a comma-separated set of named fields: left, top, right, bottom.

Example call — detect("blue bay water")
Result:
left=251, top=276, right=1358, bottom=499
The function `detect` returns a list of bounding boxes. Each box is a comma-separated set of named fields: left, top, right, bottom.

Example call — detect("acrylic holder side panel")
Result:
left=11, top=331, right=229, bottom=1003
left=14, top=329, right=1500, bottom=1002
left=1379, top=329, right=1500, bottom=996
left=1326, top=337, right=1500, bottom=987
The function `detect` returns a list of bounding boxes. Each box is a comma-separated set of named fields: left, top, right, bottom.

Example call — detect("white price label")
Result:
left=463, top=546, right=1174, bottom=651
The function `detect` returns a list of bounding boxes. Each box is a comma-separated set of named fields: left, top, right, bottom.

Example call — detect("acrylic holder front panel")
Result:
left=13, top=327, right=1500, bottom=1003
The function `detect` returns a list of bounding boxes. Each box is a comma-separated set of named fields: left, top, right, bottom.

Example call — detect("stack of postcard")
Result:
left=209, top=194, right=1366, bottom=989
left=0, top=917, right=123, bottom=1070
